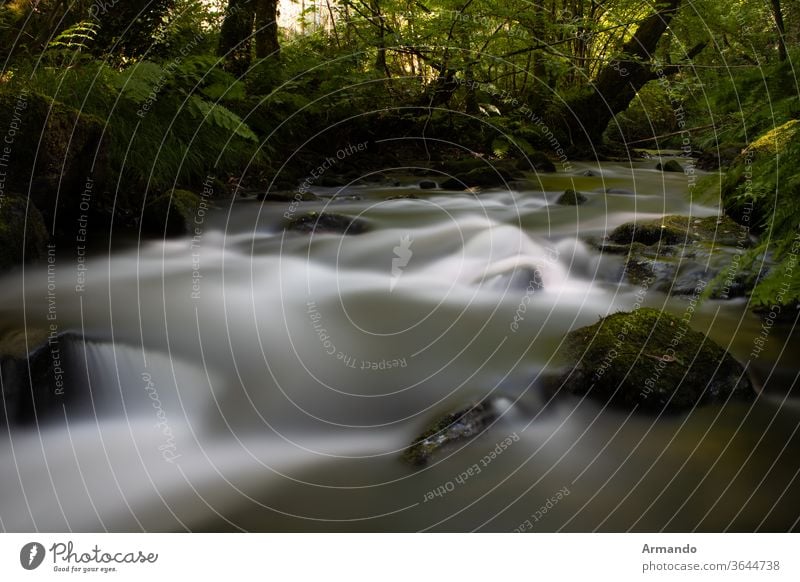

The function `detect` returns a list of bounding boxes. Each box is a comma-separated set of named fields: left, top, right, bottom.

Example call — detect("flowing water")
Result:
left=1, top=159, right=799, bottom=532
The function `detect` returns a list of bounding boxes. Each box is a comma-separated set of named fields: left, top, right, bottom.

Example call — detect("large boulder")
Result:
left=722, top=119, right=799, bottom=232
left=0, top=90, right=109, bottom=233
left=557, top=308, right=754, bottom=413
left=0, top=194, right=49, bottom=270
left=609, top=215, right=751, bottom=247
left=0, top=330, right=85, bottom=425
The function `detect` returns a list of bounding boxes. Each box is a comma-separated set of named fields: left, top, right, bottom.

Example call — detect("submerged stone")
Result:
left=285, top=211, right=370, bottom=235
left=557, top=308, right=754, bottom=413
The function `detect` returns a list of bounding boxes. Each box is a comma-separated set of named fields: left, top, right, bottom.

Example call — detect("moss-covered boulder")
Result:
left=558, top=308, right=754, bottom=413
left=142, top=189, right=204, bottom=236
left=718, top=120, right=800, bottom=310
left=0, top=90, right=108, bottom=232
left=402, top=400, right=497, bottom=466
left=610, top=215, right=751, bottom=247
left=723, top=120, right=800, bottom=232
left=556, top=189, right=588, bottom=206
left=0, top=194, right=49, bottom=270
left=285, top=211, right=370, bottom=235
left=656, top=159, right=683, bottom=172
left=523, top=151, right=557, bottom=173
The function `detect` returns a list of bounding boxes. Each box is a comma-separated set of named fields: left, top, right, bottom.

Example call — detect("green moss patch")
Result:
left=558, top=308, right=754, bottom=413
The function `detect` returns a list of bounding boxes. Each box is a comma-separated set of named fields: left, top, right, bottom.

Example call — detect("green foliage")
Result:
left=15, top=56, right=261, bottom=193
left=47, top=20, right=100, bottom=52
left=607, top=82, right=679, bottom=144
left=718, top=121, right=800, bottom=308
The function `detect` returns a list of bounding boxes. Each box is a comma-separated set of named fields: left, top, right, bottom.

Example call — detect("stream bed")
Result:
left=1, top=159, right=798, bottom=532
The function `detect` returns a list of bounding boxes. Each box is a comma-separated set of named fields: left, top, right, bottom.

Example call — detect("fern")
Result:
left=186, top=95, right=258, bottom=142
left=106, top=61, right=166, bottom=103
left=48, top=21, right=100, bottom=51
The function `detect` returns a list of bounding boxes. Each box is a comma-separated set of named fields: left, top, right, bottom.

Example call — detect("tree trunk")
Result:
left=218, top=0, right=257, bottom=75
left=770, top=0, right=788, bottom=62
left=556, top=0, right=681, bottom=152
left=255, top=0, right=280, bottom=59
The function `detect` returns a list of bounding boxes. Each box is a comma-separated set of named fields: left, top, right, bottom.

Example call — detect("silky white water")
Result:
left=1, top=160, right=798, bottom=532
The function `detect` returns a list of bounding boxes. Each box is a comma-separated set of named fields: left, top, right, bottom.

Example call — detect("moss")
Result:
left=656, top=159, right=683, bottom=172
left=0, top=195, right=49, bottom=270
left=747, top=119, right=800, bottom=154
left=0, top=90, right=108, bottom=232
left=556, top=189, right=588, bottom=206
left=610, top=215, right=750, bottom=247
left=718, top=121, right=800, bottom=309
left=0, top=328, right=50, bottom=359
left=402, top=400, right=496, bottom=466
left=558, top=308, right=754, bottom=413
left=610, top=219, right=685, bottom=246
left=142, top=189, right=203, bottom=236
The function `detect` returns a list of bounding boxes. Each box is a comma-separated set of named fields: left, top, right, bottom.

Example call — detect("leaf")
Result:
left=107, top=61, right=166, bottom=103
left=187, top=95, right=258, bottom=142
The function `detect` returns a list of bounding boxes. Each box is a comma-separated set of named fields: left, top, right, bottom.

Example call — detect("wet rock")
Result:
left=258, top=190, right=319, bottom=202
left=610, top=215, right=751, bottom=247
left=558, top=308, right=755, bottom=413
left=440, top=166, right=513, bottom=190
left=0, top=194, right=49, bottom=270
left=440, top=177, right=465, bottom=190
left=523, top=152, right=556, bottom=173
left=403, top=400, right=497, bottom=466
left=610, top=219, right=685, bottom=246
left=285, top=211, right=369, bottom=235
left=142, top=189, right=203, bottom=236
left=0, top=330, right=85, bottom=425
left=0, top=90, right=110, bottom=232
left=656, top=159, right=683, bottom=172
left=418, top=180, right=438, bottom=190
left=386, top=193, right=421, bottom=200
left=696, top=144, right=744, bottom=171
left=317, top=175, right=349, bottom=188
left=556, top=189, right=588, bottom=206
left=485, top=265, right=544, bottom=291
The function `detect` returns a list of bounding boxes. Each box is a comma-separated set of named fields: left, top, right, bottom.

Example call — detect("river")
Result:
left=1, top=158, right=798, bottom=531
